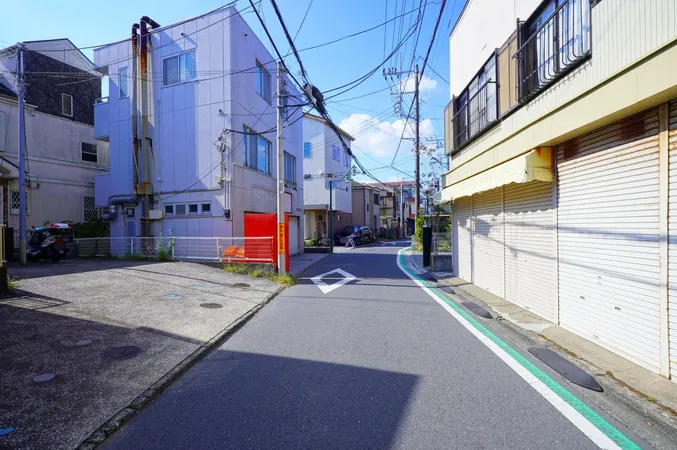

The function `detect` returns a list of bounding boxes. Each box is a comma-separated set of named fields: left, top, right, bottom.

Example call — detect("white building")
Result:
left=0, top=39, right=107, bottom=238
left=441, top=0, right=677, bottom=380
left=302, top=113, right=354, bottom=241
left=93, top=6, right=304, bottom=254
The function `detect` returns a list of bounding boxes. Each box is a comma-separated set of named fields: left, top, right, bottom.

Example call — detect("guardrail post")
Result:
left=171, top=235, right=175, bottom=260
left=130, top=237, right=134, bottom=256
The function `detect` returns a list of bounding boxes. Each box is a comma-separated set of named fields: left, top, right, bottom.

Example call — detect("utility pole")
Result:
left=414, top=64, right=421, bottom=216
left=400, top=179, right=404, bottom=238
left=382, top=64, right=421, bottom=214
left=17, top=44, right=27, bottom=266
left=276, top=61, right=287, bottom=274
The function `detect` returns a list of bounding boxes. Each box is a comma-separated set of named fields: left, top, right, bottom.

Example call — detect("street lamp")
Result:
left=328, top=166, right=358, bottom=253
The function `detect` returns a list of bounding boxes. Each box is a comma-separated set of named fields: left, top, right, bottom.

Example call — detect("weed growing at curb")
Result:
left=223, top=264, right=298, bottom=287
left=8, top=277, right=19, bottom=290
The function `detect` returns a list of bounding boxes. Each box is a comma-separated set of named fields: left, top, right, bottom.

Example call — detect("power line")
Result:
left=292, top=0, right=314, bottom=42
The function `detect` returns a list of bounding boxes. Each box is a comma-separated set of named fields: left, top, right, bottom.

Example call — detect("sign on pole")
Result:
left=278, top=223, right=286, bottom=254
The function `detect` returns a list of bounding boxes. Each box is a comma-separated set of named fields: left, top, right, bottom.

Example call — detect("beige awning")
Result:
left=436, top=148, right=552, bottom=204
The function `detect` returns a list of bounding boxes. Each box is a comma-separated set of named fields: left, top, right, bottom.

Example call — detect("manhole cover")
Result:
left=200, top=303, right=223, bottom=309
left=166, top=294, right=183, bottom=300
left=0, top=427, right=15, bottom=436
left=230, top=283, right=250, bottom=288
left=33, top=373, right=56, bottom=383
left=101, top=346, right=142, bottom=361
left=76, top=339, right=92, bottom=346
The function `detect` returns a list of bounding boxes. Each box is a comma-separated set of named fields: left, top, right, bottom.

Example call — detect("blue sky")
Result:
left=2, top=0, right=463, bottom=184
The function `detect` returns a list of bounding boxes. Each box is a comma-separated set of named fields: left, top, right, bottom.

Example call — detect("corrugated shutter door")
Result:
left=504, top=181, right=556, bottom=322
left=472, top=188, right=504, bottom=296
left=668, top=99, right=677, bottom=382
left=453, top=197, right=472, bottom=281
left=557, top=109, right=661, bottom=373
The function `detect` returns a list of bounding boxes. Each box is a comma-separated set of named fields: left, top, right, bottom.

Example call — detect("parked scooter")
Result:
left=27, top=223, right=72, bottom=262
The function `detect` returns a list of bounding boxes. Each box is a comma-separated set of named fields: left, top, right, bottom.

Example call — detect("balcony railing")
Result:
left=515, top=0, right=591, bottom=102
left=452, top=80, right=498, bottom=151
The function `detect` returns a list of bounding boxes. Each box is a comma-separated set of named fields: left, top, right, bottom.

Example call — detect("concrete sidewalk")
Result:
left=289, top=252, right=330, bottom=275
left=407, top=251, right=677, bottom=431
left=0, top=260, right=281, bottom=449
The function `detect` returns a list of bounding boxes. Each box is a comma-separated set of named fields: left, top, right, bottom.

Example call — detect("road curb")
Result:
left=416, top=260, right=677, bottom=438
left=76, top=286, right=284, bottom=450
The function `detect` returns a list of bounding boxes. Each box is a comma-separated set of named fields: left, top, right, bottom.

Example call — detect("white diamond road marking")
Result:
left=310, top=268, right=357, bottom=294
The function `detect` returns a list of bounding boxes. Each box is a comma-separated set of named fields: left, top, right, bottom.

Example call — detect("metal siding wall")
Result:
left=557, top=109, right=662, bottom=373
left=472, top=188, right=504, bottom=296
left=504, top=181, right=556, bottom=322
left=454, top=197, right=473, bottom=281
left=668, top=100, right=677, bottom=382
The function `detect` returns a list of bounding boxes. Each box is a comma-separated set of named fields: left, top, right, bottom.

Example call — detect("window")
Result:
left=62, top=94, right=73, bottom=117
left=81, top=143, right=98, bottom=164
left=175, top=204, right=186, bottom=215
left=452, top=53, right=498, bottom=152
left=83, top=196, right=98, bottom=221
left=10, top=190, right=28, bottom=215
left=343, top=150, right=349, bottom=167
left=304, top=142, right=312, bottom=159
left=201, top=203, right=211, bottom=215
left=163, top=50, right=197, bottom=86
left=256, top=61, right=272, bottom=103
left=284, top=152, right=297, bottom=187
left=332, top=144, right=340, bottom=162
left=243, top=126, right=272, bottom=175
left=188, top=204, right=199, bottom=214
left=374, top=193, right=380, bottom=205
left=164, top=204, right=174, bottom=216
left=367, top=203, right=370, bottom=212
left=516, top=0, right=591, bottom=101
left=119, top=67, right=128, bottom=98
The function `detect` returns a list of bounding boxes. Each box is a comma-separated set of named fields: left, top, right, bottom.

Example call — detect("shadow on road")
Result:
left=105, top=350, right=419, bottom=449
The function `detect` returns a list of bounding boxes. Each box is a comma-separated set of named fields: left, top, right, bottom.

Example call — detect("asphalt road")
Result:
left=103, top=243, right=652, bottom=449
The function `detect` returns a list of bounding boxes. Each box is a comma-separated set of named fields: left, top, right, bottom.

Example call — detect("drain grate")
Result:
left=200, top=302, right=223, bottom=309
left=230, top=283, right=250, bottom=288
left=101, top=346, right=143, bottom=361
left=33, top=373, right=56, bottom=383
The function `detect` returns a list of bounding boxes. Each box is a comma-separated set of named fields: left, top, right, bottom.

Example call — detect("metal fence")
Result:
left=73, top=236, right=275, bottom=263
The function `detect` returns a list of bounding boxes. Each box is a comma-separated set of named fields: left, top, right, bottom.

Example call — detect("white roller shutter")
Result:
left=289, top=216, right=299, bottom=255
left=557, top=108, right=661, bottom=373
left=668, top=99, right=677, bottom=382
left=504, top=181, right=556, bottom=322
left=472, top=188, right=504, bottom=296
left=453, top=196, right=472, bottom=281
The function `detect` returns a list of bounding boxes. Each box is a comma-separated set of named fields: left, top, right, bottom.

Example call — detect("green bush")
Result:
left=304, top=238, right=318, bottom=247
left=64, top=219, right=110, bottom=238
left=414, top=211, right=424, bottom=245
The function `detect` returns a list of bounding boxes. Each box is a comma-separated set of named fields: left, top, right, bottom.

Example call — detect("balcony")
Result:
left=94, top=97, right=109, bottom=141
left=515, top=0, right=591, bottom=103
left=451, top=80, right=498, bottom=153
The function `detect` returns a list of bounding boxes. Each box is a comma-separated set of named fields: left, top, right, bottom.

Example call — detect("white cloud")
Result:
left=338, top=113, right=435, bottom=159
left=399, top=74, right=437, bottom=93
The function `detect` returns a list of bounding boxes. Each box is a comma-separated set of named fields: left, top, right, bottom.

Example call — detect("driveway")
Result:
left=1, top=259, right=280, bottom=449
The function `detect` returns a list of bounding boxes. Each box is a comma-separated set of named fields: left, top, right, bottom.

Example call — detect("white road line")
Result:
left=310, top=268, right=357, bottom=294
left=396, top=249, right=623, bottom=450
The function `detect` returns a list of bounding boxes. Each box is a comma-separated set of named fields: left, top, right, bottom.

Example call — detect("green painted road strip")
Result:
left=397, top=248, right=639, bottom=450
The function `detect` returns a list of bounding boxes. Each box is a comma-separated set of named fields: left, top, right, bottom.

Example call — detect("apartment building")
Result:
left=93, top=6, right=304, bottom=253
left=351, top=180, right=383, bottom=232
left=302, top=113, right=354, bottom=240
left=0, top=39, right=107, bottom=232
left=441, top=0, right=677, bottom=380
